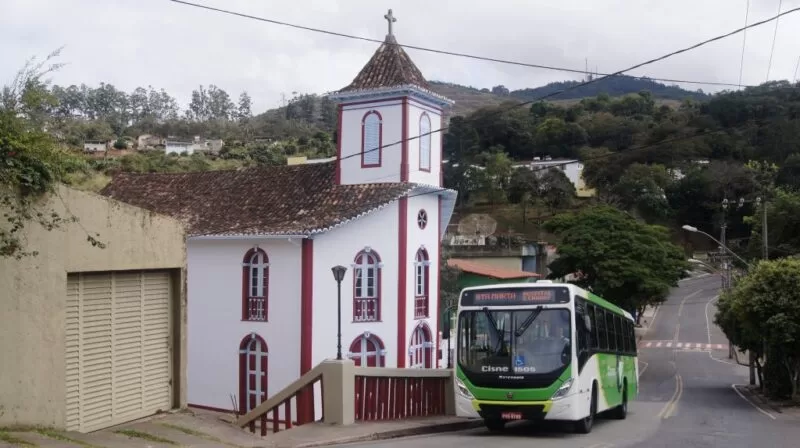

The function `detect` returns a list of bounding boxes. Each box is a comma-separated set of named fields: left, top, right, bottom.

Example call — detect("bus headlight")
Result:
left=456, top=377, right=474, bottom=400
left=551, top=378, right=574, bottom=400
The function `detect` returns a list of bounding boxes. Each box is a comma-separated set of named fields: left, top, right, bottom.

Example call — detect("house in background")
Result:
left=164, top=139, right=193, bottom=155
left=0, top=185, right=187, bottom=433
left=83, top=140, right=108, bottom=153
left=101, top=15, right=456, bottom=418
left=447, top=258, right=541, bottom=290
left=513, top=156, right=596, bottom=198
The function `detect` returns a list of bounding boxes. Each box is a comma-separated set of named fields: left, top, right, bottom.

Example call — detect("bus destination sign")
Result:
left=460, top=287, right=570, bottom=307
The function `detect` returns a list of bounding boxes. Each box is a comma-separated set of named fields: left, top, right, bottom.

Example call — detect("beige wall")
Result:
left=0, top=185, right=187, bottom=428
left=467, top=256, right=523, bottom=271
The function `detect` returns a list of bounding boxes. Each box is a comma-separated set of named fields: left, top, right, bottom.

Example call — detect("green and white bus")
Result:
left=447, top=280, right=638, bottom=433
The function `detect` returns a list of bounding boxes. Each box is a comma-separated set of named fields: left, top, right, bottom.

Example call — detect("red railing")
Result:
left=354, top=374, right=447, bottom=421
left=238, top=366, right=324, bottom=437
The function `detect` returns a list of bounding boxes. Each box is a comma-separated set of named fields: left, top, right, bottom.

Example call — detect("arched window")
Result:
left=242, top=248, right=269, bottom=321
left=408, top=323, right=433, bottom=368
left=348, top=332, right=387, bottom=367
left=414, top=248, right=430, bottom=319
left=353, top=248, right=382, bottom=322
left=419, top=113, right=431, bottom=172
left=361, top=111, right=382, bottom=167
left=238, top=333, right=268, bottom=414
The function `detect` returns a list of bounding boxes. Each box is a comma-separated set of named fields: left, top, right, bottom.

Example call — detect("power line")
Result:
left=766, top=0, right=783, bottom=82
left=339, top=6, right=800, bottom=164
left=793, top=55, right=800, bottom=83
left=168, top=0, right=750, bottom=89
left=738, top=0, right=750, bottom=88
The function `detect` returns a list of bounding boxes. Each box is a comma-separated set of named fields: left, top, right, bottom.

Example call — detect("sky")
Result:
left=2, top=0, right=800, bottom=113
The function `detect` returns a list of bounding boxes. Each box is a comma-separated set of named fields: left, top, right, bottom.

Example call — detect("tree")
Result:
left=538, top=167, right=576, bottom=212
left=745, top=188, right=800, bottom=258
left=611, top=163, right=672, bottom=221
left=1, top=52, right=93, bottom=258
left=543, top=205, right=688, bottom=317
left=237, top=92, right=253, bottom=121
left=476, top=148, right=513, bottom=206
left=716, top=258, right=800, bottom=399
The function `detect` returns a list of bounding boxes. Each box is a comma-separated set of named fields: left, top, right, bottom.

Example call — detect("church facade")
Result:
left=101, top=13, right=457, bottom=415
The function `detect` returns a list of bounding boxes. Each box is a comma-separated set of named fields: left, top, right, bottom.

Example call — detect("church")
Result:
left=101, top=10, right=457, bottom=414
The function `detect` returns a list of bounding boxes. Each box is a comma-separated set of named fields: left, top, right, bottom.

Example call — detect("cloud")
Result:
left=2, top=0, right=800, bottom=113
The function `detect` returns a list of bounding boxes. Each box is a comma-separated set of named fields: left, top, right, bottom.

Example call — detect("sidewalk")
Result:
left=634, top=305, right=659, bottom=342
left=734, top=384, right=800, bottom=420
left=0, top=409, right=483, bottom=448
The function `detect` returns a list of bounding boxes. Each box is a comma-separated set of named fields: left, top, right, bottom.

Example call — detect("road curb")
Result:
left=293, top=419, right=485, bottom=448
left=733, top=384, right=784, bottom=415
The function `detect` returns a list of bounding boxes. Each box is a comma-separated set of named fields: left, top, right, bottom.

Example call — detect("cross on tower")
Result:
left=384, top=9, right=397, bottom=37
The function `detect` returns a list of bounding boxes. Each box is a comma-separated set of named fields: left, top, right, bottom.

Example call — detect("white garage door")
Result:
left=65, top=271, right=173, bottom=432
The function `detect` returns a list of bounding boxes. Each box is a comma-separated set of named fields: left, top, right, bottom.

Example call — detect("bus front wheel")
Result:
left=484, top=418, right=506, bottom=432
left=574, top=385, right=596, bottom=434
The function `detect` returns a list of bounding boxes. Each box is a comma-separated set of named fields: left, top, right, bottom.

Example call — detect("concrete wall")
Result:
left=0, top=185, right=187, bottom=428
left=340, top=98, right=404, bottom=185
left=185, top=238, right=302, bottom=411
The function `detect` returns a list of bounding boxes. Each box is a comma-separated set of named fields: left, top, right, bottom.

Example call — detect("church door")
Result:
left=239, top=333, right=268, bottom=414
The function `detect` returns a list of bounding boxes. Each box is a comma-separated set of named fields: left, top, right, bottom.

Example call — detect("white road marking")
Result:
left=656, top=342, right=662, bottom=348
left=732, top=384, right=777, bottom=420
left=666, top=342, right=672, bottom=348
left=677, top=342, right=683, bottom=348
left=638, top=360, right=649, bottom=379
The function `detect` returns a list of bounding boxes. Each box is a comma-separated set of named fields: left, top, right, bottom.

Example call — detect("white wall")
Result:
left=310, top=203, right=400, bottom=367
left=404, top=193, right=441, bottom=367
left=406, top=100, right=443, bottom=187
left=340, top=99, right=404, bottom=185
left=186, top=238, right=302, bottom=411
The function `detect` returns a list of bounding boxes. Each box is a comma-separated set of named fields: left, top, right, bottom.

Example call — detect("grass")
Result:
left=0, top=431, right=36, bottom=447
left=159, top=423, right=245, bottom=448
left=114, top=429, right=178, bottom=445
left=0, top=426, right=101, bottom=448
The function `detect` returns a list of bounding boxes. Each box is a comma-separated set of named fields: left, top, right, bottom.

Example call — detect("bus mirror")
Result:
left=583, top=315, right=592, bottom=331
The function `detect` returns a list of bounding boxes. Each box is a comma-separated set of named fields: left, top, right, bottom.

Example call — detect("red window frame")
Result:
left=348, top=332, right=387, bottom=367
left=414, top=248, right=429, bottom=319
left=361, top=110, right=383, bottom=168
left=238, top=333, right=268, bottom=414
left=408, top=323, right=433, bottom=368
left=242, top=248, right=269, bottom=321
left=353, top=249, right=382, bottom=322
left=419, top=112, right=431, bottom=172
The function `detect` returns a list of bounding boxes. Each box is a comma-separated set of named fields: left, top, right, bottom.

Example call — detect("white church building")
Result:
left=102, top=12, right=457, bottom=415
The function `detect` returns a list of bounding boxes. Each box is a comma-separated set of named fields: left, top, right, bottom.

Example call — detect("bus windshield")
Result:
left=458, top=308, right=571, bottom=376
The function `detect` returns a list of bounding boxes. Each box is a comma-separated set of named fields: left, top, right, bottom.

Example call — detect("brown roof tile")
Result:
left=99, top=162, right=414, bottom=237
left=339, top=35, right=430, bottom=92
left=448, top=258, right=541, bottom=280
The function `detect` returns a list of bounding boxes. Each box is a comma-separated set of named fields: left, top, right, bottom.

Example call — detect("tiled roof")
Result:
left=339, top=34, right=430, bottom=92
left=99, top=162, right=415, bottom=237
left=447, top=258, right=542, bottom=280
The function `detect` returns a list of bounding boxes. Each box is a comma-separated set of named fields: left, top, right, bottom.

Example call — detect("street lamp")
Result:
left=681, top=225, right=751, bottom=269
left=331, top=265, right=347, bottom=360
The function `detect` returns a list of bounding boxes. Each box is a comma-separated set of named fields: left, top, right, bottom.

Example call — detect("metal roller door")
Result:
left=65, top=271, right=173, bottom=432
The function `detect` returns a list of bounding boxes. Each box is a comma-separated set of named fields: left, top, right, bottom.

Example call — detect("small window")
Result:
left=414, top=248, right=429, bottom=319
left=362, top=111, right=382, bottom=167
left=353, top=249, right=381, bottom=322
left=419, top=113, right=431, bottom=171
left=242, top=248, right=269, bottom=321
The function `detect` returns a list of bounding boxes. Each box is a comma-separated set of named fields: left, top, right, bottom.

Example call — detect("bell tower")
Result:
left=328, top=9, right=453, bottom=187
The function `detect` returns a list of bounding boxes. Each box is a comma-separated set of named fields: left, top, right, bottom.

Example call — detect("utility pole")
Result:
left=735, top=196, right=764, bottom=386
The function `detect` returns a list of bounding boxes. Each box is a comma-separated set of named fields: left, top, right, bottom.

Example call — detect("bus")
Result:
left=444, top=280, right=638, bottom=434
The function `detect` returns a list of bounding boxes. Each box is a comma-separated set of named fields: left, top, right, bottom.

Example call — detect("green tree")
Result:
left=716, top=258, right=800, bottom=399
left=611, top=163, right=672, bottom=221
left=538, top=167, right=576, bottom=212
left=543, top=206, right=689, bottom=317
left=745, top=188, right=800, bottom=258
left=1, top=53, right=91, bottom=258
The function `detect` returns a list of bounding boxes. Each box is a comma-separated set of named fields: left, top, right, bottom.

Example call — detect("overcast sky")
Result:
left=2, top=0, right=800, bottom=113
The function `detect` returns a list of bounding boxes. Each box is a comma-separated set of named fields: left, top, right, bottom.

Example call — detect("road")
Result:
left=339, top=274, right=800, bottom=448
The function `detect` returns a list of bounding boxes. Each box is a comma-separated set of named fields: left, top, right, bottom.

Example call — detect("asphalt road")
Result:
left=339, top=274, right=800, bottom=448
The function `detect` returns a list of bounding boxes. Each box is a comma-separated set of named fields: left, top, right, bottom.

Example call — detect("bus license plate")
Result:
left=501, top=412, right=523, bottom=420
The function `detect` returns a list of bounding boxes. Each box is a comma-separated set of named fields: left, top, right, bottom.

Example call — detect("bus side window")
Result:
left=575, top=299, right=590, bottom=371
left=606, top=311, right=617, bottom=352
left=596, top=308, right=608, bottom=351
left=586, top=303, right=596, bottom=350
left=614, top=315, right=624, bottom=353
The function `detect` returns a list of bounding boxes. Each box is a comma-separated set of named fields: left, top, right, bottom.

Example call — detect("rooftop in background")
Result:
left=448, top=258, right=541, bottom=280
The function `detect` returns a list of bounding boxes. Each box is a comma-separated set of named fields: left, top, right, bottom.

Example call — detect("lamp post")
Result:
left=442, top=305, right=457, bottom=368
left=331, top=265, right=347, bottom=360
left=681, top=225, right=751, bottom=270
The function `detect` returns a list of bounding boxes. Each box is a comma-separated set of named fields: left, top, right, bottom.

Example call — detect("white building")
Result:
left=514, top=157, right=596, bottom=198
left=101, top=16, right=456, bottom=416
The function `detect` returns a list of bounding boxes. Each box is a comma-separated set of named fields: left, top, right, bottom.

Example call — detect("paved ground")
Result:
left=334, top=273, right=800, bottom=448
